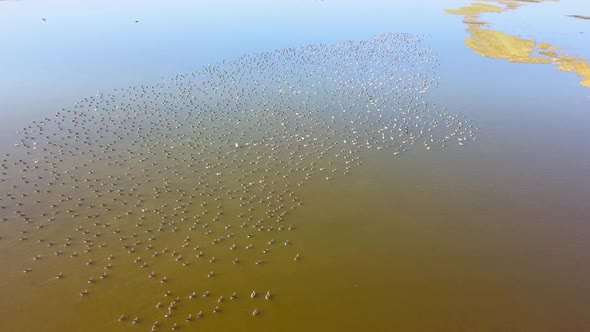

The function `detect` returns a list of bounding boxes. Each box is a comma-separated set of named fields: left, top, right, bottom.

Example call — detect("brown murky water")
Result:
left=1, top=1, right=590, bottom=332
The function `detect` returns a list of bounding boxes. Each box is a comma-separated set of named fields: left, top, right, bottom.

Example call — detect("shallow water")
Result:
left=1, top=1, right=590, bottom=331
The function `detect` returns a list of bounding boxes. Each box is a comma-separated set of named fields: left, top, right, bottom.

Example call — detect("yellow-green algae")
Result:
left=446, top=0, right=590, bottom=87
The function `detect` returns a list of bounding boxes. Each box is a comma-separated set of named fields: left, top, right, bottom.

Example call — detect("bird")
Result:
left=0, top=32, right=478, bottom=331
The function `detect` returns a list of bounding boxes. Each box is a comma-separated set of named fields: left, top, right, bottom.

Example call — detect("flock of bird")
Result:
left=0, top=33, right=476, bottom=331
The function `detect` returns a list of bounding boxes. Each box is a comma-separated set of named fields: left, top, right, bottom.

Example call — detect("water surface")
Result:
left=1, top=1, right=590, bottom=331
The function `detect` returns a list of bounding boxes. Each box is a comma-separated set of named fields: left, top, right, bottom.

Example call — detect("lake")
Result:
left=1, top=1, right=589, bottom=331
